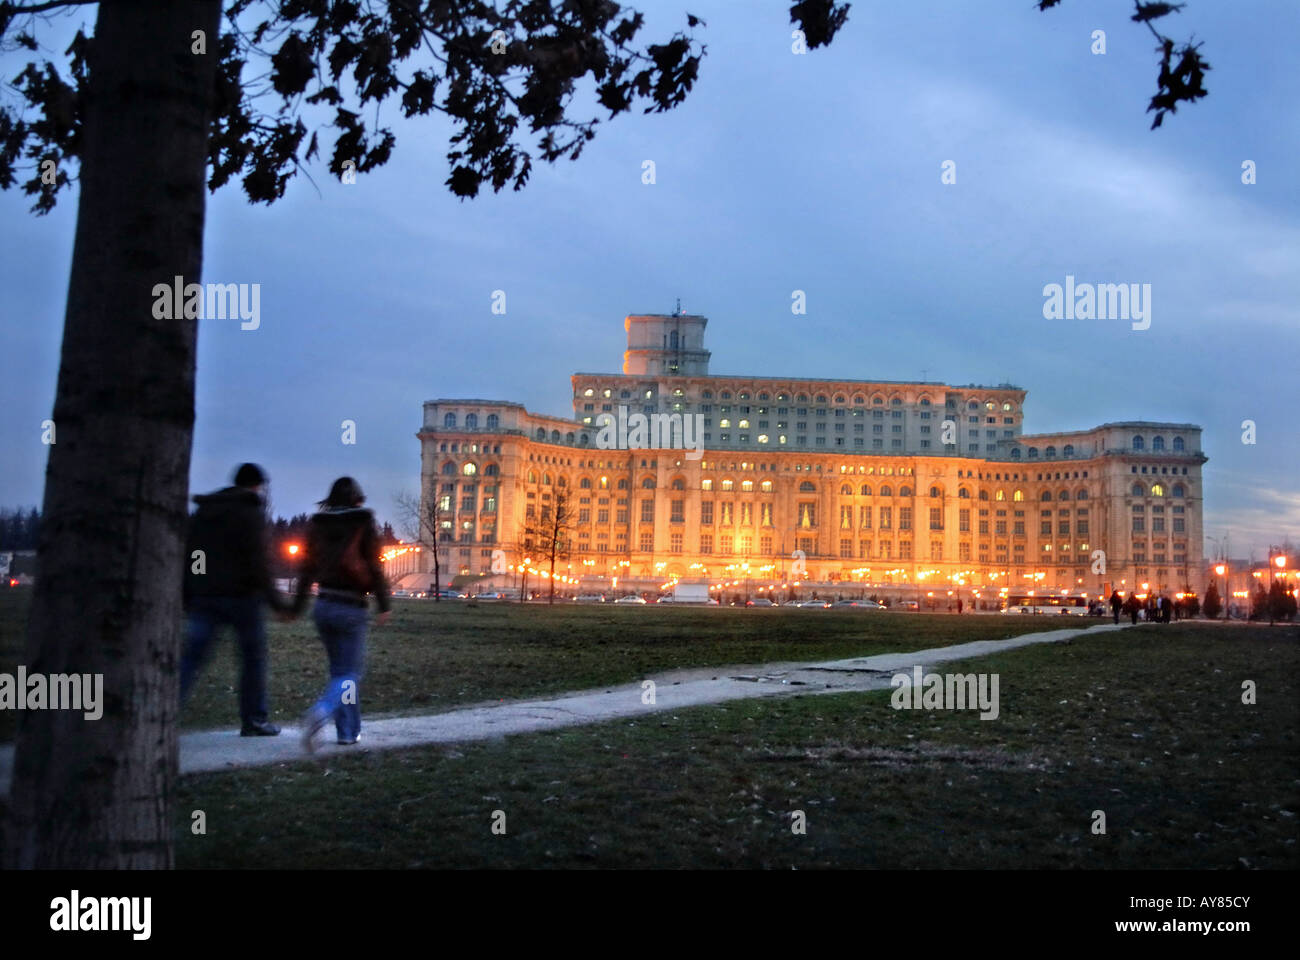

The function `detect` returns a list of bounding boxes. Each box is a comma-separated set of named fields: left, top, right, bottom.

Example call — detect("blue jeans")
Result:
left=311, top=598, right=369, bottom=741
left=180, top=595, right=270, bottom=725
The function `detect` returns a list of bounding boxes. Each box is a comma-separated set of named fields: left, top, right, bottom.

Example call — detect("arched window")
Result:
left=557, top=476, right=568, bottom=487
left=535, top=428, right=545, bottom=440
left=1076, top=489, right=1089, bottom=500
left=1173, top=436, right=1185, bottom=452
left=1063, top=444, right=1074, bottom=457
left=464, top=413, right=478, bottom=429
left=669, top=330, right=679, bottom=349
left=527, top=470, right=538, bottom=483
left=1058, top=490, right=1070, bottom=501
left=742, top=480, right=754, bottom=492
left=1172, top=483, right=1185, bottom=498
left=1040, top=490, right=1051, bottom=501
left=551, top=430, right=561, bottom=442
left=995, top=490, right=1005, bottom=502
left=720, top=479, right=734, bottom=492
left=957, top=488, right=970, bottom=499
left=1011, top=448, right=1022, bottom=459
left=641, top=477, right=656, bottom=489
left=599, top=477, right=609, bottom=489
left=441, top=461, right=456, bottom=475
left=899, top=486, right=912, bottom=497
left=486, top=413, right=499, bottom=430
left=616, top=478, right=628, bottom=490
left=760, top=480, right=773, bottom=493
left=1028, top=448, right=1039, bottom=459
left=543, top=472, right=552, bottom=485
left=799, top=481, right=816, bottom=492
left=880, top=485, right=892, bottom=497
left=860, top=484, right=872, bottom=496
left=930, top=486, right=942, bottom=498
left=484, top=464, right=499, bottom=476
left=1012, top=489, right=1024, bottom=502
left=1045, top=446, right=1056, bottom=458
left=672, top=477, right=686, bottom=490
left=566, top=432, right=575, bottom=444
left=1151, top=483, right=1164, bottom=497
left=443, top=412, right=457, bottom=428
left=1132, top=436, right=1145, bottom=450
left=979, top=489, right=989, bottom=501
left=579, top=477, right=592, bottom=489
left=1152, top=436, right=1165, bottom=451
left=1131, top=483, right=1144, bottom=496
left=840, top=484, right=852, bottom=495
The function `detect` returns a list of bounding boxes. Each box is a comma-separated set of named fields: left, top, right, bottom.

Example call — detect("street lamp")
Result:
left=1213, top=562, right=1228, bottom=619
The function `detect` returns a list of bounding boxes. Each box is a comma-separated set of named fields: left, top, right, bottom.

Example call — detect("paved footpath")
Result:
left=0, top=622, right=1128, bottom=790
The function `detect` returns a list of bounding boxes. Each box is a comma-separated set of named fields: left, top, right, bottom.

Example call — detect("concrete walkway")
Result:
left=0, top=621, right=1127, bottom=789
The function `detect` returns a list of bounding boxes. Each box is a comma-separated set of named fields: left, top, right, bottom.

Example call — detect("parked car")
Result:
left=746, top=598, right=777, bottom=607
left=613, top=595, right=647, bottom=605
left=574, top=594, right=607, bottom=603
left=431, top=588, right=467, bottom=599
left=794, top=599, right=830, bottom=608
left=857, top=599, right=884, bottom=610
left=899, top=600, right=920, bottom=610
left=471, top=591, right=508, bottom=601
left=830, top=599, right=862, bottom=608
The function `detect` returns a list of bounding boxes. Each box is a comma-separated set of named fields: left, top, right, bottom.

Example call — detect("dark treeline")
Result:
left=0, top=507, right=40, bottom=551
left=0, top=507, right=398, bottom=558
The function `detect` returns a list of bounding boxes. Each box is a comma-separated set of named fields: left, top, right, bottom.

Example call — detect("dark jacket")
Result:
left=184, top=486, right=285, bottom=610
left=291, top=506, right=390, bottom=615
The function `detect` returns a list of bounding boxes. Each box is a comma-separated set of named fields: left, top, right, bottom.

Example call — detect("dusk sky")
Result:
left=2, top=0, right=1297, bottom=557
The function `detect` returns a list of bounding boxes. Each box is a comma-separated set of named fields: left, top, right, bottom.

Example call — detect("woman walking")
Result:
left=291, top=477, right=390, bottom=751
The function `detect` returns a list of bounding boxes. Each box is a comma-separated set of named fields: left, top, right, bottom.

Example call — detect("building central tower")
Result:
left=623, top=311, right=710, bottom=376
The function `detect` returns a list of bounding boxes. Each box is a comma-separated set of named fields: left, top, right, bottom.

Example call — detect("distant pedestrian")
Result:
left=291, top=477, right=391, bottom=751
left=1109, top=590, right=1122, bottom=624
left=180, top=463, right=288, bottom=736
left=957, top=598, right=963, bottom=614
left=1124, top=594, right=1139, bottom=625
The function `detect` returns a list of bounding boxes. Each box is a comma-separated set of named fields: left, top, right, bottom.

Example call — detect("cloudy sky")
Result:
left=2, top=0, right=1297, bottom=557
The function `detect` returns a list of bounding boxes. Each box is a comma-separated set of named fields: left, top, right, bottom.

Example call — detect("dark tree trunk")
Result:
left=4, top=0, right=221, bottom=869
left=548, top=533, right=557, bottom=605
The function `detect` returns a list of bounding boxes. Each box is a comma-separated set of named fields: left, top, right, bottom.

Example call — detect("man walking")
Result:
left=180, top=463, right=287, bottom=735
left=1109, top=589, right=1122, bottom=625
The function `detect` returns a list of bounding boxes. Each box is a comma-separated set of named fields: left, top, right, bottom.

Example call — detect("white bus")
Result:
left=1000, top=593, right=1089, bottom=616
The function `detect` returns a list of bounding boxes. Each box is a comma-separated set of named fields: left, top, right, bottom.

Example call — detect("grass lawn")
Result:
left=166, top=621, right=1299, bottom=869
left=0, top=589, right=1108, bottom=739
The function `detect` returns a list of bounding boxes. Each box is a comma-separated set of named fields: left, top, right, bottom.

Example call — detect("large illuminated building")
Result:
left=415, top=312, right=1205, bottom=599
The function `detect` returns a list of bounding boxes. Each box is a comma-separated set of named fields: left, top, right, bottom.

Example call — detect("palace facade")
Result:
left=416, top=313, right=1206, bottom=598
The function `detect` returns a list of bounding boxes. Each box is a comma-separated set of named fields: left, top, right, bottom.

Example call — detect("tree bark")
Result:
left=4, top=0, right=221, bottom=869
